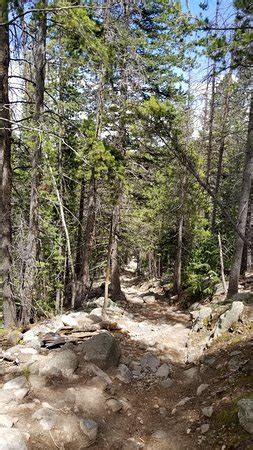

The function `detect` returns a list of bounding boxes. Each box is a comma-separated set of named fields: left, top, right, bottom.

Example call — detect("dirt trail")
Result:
left=0, top=269, right=252, bottom=449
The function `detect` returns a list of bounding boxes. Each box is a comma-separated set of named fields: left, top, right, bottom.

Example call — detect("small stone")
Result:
left=123, top=437, right=144, bottom=449
left=159, top=407, right=167, bottom=416
left=202, top=406, right=214, bottom=417
left=197, top=384, right=209, bottom=396
left=140, top=352, right=160, bottom=372
left=79, top=418, right=98, bottom=442
left=156, top=363, right=170, bottom=379
left=160, top=378, right=173, bottom=388
left=200, top=423, right=210, bottom=434
left=184, top=367, right=199, bottom=382
left=0, top=414, right=14, bottom=428
left=106, top=398, right=123, bottom=412
left=3, top=376, right=27, bottom=391
left=116, top=364, right=132, bottom=383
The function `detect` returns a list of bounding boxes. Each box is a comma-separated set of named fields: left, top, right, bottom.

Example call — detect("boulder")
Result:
left=40, top=349, right=78, bottom=377
left=81, top=331, right=121, bottom=369
left=214, top=301, right=244, bottom=338
left=3, top=376, right=28, bottom=391
left=61, top=314, right=79, bottom=328
left=0, top=428, right=27, bottom=449
left=238, top=399, right=253, bottom=434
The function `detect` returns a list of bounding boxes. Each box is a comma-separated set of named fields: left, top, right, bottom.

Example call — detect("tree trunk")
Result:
left=0, top=1, right=17, bottom=327
left=75, top=177, right=85, bottom=278
left=110, top=203, right=124, bottom=301
left=227, top=93, right=253, bottom=297
left=218, top=232, right=227, bottom=294
left=211, top=74, right=231, bottom=232
left=20, top=1, right=47, bottom=325
left=172, top=215, right=183, bottom=294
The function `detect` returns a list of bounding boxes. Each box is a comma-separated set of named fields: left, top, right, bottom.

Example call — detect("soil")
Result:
left=0, top=270, right=252, bottom=450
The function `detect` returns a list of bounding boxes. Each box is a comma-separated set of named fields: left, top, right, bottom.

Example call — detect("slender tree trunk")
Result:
left=211, top=74, right=231, bottom=232
left=206, top=0, right=219, bottom=186
left=0, top=1, right=17, bottom=327
left=218, top=232, right=227, bottom=294
left=173, top=216, right=183, bottom=294
left=172, top=175, right=186, bottom=295
left=110, top=203, right=125, bottom=301
left=227, top=93, right=253, bottom=297
left=75, top=177, right=85, bottom=278
left=20, top=1, right=47, bottom=325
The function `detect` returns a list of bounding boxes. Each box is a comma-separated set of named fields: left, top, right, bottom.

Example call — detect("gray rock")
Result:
left=143, top=295, right=156, bottom=304
left=147, top=430, right=169, bottom=450
left=40, top=349, right=78, bottom=377
left=160, top=378, right=173, bottom=388
left=191, top=306, right=212, bottom=326
left=32, top=407, right=57, bottom=430
left=81, top=331, right=121, bottom=369
left=184, top=367, right=199, bottom=382
left=202, top=406, right=214, bottom=417
left=29, top=374, right=46, bottom=391
left=0, top=428, right=27, bottom=449
left=0, top=414, right=14, bottom=427
left=79, top=418, right=98, bottom=443
left=0, top=390, right=15, bottom=405
left=214, top=301, right=244, bottom=338
left=22, top=329, right=36, bottom=343
left=14, top=388, right=29, bottom=401
left=116, top=364, right=132, bottom=383
left=140, top=352, right=160, bottom=373
left=61, top=314, right=79, bottom=328
left=200, top=423, right=210, bottom=434
left=3, top=376, right=28, bottom=391
left=106, top=398, right=123, bottom=412
left=156, top=363, right=171, bottom=379
left=238, top=399, right=253, bottom=434
left=123, top=437, right=144, bottom=449
left=197, top=384, right=209, bottom=396
left=172, top=397, right=191, bottom=414
left=7, top=331, right=23, bottom=346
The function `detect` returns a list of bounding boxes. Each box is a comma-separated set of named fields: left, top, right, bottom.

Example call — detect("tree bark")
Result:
left=20, top=1, right=47, bottom=325
left=211, top=73, right=231, bottom=232
left=218, top=232, right=227, bottom=294
left=227, top=93, right=253, bottom=297
left=110, top=203, right=125, bottom=301
left=172, top=215, right=184, bottom=294
left=0, top=1, right=17, bottom=327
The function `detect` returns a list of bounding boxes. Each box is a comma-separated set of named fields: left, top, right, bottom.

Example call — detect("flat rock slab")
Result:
left=0, top=428, right=27, bottom=450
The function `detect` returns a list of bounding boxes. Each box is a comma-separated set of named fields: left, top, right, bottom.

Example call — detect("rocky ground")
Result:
left=0, top=271, right=252, bottom=450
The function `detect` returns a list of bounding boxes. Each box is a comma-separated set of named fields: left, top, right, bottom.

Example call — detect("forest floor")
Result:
left=0, top=268, right=252, bottom=449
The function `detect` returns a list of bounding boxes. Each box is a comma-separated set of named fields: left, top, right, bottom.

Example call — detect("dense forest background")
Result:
left=0, top=0, right=252, bottom=327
